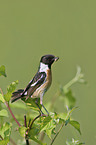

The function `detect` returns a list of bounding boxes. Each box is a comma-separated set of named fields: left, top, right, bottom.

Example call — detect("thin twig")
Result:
left=24, top=115, right=27, bottom=127
left=29, top=114, right=41, bottom=130
left=24, top=115, right=30, bottom=145
left=50, top=122, right=65, bottom=145
left=0, top=88, right=21, bottom=127
left=5, top=102, right=21, bottom=127
left=0, top=88, right=20, bottom=144
left=28, top=118, right=31, bottom=128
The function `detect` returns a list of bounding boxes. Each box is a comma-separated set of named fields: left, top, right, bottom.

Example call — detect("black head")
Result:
left=40, top=54, right=59, bottom=68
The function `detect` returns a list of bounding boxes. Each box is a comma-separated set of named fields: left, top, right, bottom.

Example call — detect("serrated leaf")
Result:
left=4, top=80, right=18, bottom=102
left=40, top=116, right=57, bottom=139
left=0, top=109, right=8, bottom=117
left=0, top=122, right=12, bottom=139
left=45, top=120, right=56, bottom=139
left=19, top=126, right=26, bottom=137
left=0, top=65, right=7, bottom=77
left=0, top=93, right=5, bottom=103
left=69, top=120, right=81, bottom=134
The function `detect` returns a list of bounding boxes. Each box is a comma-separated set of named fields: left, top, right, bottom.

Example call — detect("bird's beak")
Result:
left=54, top=57, right=59, bottom=62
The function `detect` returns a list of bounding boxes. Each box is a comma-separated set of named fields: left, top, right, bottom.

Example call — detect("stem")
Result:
left=26, top=140, right=29, bottom=145
left=24, top=115, right=27, bottom=128
left=50, top=122, right=65, bottom=145
left=0, top=88, right=21, bottom=127
left=24, top=115, right=29, bottom=145
left=5, top=102, right=21, bottom=127
left=29, top=114, right=41, bottom=130
left=63, top=77, right=76, bottom=91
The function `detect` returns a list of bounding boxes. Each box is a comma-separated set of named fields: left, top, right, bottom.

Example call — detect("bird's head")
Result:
left=40, top=54, right=59, bottom=69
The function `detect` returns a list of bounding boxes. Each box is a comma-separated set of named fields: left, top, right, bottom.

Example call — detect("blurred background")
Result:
left=0, top=0, right=96, bottom=145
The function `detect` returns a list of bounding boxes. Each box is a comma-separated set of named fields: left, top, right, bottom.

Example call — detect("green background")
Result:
left=0, top=0, right=96, bottom=145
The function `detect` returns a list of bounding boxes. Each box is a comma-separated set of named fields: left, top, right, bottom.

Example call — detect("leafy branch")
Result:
left=0, top=65, right=85, bottom=145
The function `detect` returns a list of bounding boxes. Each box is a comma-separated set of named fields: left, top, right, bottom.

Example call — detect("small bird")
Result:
left=11, top=54, right=59, bottom=114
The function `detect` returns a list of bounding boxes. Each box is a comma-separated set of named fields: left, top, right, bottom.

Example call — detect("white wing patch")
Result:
left=31, top=74, right=45, bottom=87
left=24, top=91, right=27, bottom=95
left=30, top=81, right=37, bottom=87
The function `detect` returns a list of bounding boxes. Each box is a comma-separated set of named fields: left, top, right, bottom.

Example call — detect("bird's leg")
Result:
left=41, top=104, right=49, bottom=115
left=35, top=98, right=44, bottom=115
left=40, top=96, right=49, bottom=115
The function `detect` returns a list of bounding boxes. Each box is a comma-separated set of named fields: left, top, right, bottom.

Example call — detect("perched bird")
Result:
left=11, top=54, right=59, bottom=114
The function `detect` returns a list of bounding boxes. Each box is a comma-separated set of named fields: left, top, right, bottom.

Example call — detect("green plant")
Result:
left=0, top=65, right=85, bottom=145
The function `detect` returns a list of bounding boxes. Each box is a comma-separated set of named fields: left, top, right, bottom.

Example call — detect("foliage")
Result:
left=66, top=138, right=85, bottom=145
left=0, top=65, right=85, bottom=145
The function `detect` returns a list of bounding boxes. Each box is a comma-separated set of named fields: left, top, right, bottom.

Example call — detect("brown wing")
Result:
left=22, top=72, right=46, bottom=97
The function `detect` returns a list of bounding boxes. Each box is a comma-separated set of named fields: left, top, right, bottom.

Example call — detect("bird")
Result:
left=11, top=54, right=59, bottom=114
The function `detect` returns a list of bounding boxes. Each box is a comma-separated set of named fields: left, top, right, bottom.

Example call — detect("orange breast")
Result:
left=46, top=69, right=52, bottom=90
left=32, top=69, right=52, bottom=98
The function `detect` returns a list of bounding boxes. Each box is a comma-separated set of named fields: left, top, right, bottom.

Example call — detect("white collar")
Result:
left=39, top=62, right=49, bottom=73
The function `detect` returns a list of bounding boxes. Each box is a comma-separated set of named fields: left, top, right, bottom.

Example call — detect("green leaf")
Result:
left=58, top=112, right=68, bottom=121
left=0, top=109, right=8, bottom=117
left=4, top=80, right=18, bottom=102
left=66, top=138, right=85, bottom=145
left=30, top=136, right=46, bottom=145
left=68, top=107, right=78, bottom=116
left=65, top=117, right=70, bottom=126
left=0, top=137, right=9, bottom=145
left=0, top=93, right=5, bottom=103
left=40, top=115, right=58, bottom=139
left=22, top=97, right=41, bottom=111
left=66, top=107, right=78, bottom=120
left=7, top=80, right=18, bottom=93
left=28, top=123, right=45, bottom=144
left=28, top=123, right=40, bottom=137
left=69, top=120, right=81, bottom=135
left=0, top=122, right=12, bottom=139
left=40, top=116, right=52, bottom=131
left=19, top=126, right=26, bottom=138
left=0, top=65, right=7, bottom=77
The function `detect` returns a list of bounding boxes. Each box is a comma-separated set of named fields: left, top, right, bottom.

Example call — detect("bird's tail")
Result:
left=11, top=89, right=24, bottom=103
